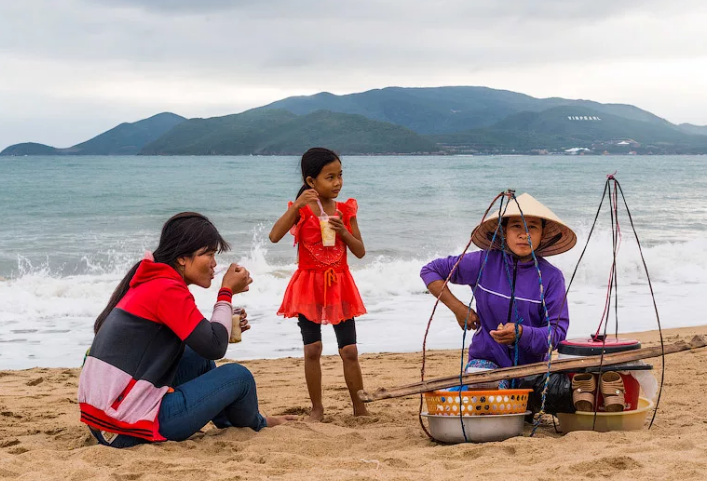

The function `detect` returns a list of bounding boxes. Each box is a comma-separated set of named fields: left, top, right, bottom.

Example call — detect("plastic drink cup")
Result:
left=230, top=308, right=243, bottom=343
left=230, top=314, right=242, bottom=343
left=320, top=215, right=337, bottom=247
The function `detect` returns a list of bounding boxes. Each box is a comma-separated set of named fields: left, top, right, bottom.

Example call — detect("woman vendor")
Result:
left=420, top=193, right=577, bottom=381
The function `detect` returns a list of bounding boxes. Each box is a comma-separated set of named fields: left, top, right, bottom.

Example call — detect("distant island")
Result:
left=3, top=86, right=707, bottom=156
left=1, top=113, right=186, bottom=156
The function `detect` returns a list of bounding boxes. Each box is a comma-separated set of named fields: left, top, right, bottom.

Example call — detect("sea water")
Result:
left=0, top=155, right=704, bottom=369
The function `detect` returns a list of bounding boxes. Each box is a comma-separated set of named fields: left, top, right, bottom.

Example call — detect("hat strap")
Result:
left=536, top=232, right=562, bottom=254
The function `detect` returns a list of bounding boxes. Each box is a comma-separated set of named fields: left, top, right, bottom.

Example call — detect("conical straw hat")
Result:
left=471, top=193, right=577, bottom=257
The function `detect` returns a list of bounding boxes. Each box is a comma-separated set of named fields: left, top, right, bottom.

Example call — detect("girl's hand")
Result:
left=327, top=211, right=347, bottom=234
left=294, top=189, right=319, bottom=210
left=490, top=323, right=523, bottom=345
left=454, top=305, right=479, bottom=330
left=222, top=264, right=253, bottom=294
left=233, top=308, right=250, bottom=333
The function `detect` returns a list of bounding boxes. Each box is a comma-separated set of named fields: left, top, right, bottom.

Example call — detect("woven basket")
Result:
left=424, top=389, right=532, bottom=416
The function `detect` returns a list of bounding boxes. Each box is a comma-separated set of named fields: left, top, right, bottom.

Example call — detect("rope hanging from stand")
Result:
left=418, top=175, right=664, bottom=440
left=418, top=191, right=512, bottom=439
left=551, top=174, right=665, bottom=431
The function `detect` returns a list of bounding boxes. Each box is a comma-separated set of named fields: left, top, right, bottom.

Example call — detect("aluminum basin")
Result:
left=422, top=411, right=529, bottom=443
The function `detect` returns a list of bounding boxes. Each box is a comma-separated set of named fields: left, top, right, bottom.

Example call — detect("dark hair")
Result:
left=296, top=147, right=341, bottom=198
left=94, top=212, right=230, bottom=333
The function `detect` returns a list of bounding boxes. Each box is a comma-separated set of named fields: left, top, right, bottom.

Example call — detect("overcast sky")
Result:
left=1, top=0, right=706, bottom=149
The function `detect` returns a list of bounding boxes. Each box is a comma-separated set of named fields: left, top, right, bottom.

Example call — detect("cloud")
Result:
left=1, top=0, right=707, bottom=148
left=91, top=0, right=685, bottom=20
left=94, top=0, right=255, bottom=13
left=5, top=1, right=706, bottom=67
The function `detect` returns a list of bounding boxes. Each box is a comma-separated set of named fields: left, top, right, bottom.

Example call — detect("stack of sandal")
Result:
left=572, top=371, right=626, bottom=412
left=601, top=372, right=626, bottom=412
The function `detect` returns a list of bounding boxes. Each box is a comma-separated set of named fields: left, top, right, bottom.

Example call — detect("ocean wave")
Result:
left=1, top=230, right=701, bottom=319
left=0, top=229, right=701, bottom=369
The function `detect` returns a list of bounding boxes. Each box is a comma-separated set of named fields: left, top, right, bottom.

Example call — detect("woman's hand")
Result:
left=294, top=189, right=319, bottom=210
left=453, top=305, right=479, bottom=330
left=222, top=264, right=253, bottom=294
left=426, top=280, right=476, bottom=330
left=234, top=308, right=251, bottom=333
left=490, top=323, right=523, bottom=345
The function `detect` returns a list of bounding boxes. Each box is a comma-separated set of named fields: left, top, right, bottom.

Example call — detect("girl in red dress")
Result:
left=269, top=147, right=368, bottom=421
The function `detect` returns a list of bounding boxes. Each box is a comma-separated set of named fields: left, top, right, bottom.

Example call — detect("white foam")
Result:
left=0, top=229, right=702, bottom=369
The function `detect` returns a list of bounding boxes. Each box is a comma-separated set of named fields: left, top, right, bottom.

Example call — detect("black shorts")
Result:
left=297, top=314, right=357, bottom=349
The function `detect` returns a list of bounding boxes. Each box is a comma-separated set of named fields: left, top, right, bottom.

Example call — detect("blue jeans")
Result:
left=446, top=359, right=510, bottom=391
left=91, top=347, right=267, bottom=448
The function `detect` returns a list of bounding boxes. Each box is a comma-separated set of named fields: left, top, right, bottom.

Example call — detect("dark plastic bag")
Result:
left=517, top=373, right=575, bottom=415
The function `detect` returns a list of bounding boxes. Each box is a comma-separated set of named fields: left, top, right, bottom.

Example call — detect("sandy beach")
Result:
left=2, top=325, right=707, bottom=481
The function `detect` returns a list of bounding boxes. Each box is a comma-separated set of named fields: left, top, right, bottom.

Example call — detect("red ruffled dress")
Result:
left=278, top=198, right=367, bottom=325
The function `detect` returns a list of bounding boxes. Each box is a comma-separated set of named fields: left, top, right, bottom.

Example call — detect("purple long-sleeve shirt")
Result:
left=420, top=250, right=569, bottom=368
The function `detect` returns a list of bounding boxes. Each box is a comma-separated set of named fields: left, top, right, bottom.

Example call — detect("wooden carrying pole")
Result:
left=358, top=335, right=707, bottom=402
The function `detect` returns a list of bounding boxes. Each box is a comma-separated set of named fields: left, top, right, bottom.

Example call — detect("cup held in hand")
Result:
left=230, top=314, right=242, bottom=343
left=320, top=215, right=337, bottom=247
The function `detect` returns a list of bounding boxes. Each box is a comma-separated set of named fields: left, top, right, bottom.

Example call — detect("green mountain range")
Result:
left=431, top=106, right=707, bottom=154
left=140, top=109, right=436, bottom=155
left=679, top=123, right=707, bottom=136
left=3, top=87, right=707, bottom=156
left=261, top=86, right=675, bottom=134
left=1, top=113, right=186, bottom=156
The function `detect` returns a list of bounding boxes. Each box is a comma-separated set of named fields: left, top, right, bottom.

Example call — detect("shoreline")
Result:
left=2, top=324, right=703, bottom=372
left=1, top=324, right=706, bottom=480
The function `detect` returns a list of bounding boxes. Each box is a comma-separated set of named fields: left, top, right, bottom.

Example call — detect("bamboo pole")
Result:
left=358, top=335, right=706, bottom=402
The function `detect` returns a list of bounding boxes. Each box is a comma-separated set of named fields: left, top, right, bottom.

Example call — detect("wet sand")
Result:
left=1, top=325, right=706, bottom=481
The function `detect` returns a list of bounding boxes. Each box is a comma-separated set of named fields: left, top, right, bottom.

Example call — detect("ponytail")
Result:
left=296, top=184, right=311, bottom=198
left=94, top=261, right=140, bottom=334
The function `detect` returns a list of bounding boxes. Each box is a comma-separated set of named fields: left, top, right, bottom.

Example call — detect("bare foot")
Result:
left=265, top=415, right=298, bottom=427
left=306, top=406, right=325, bottom=422
left=353, top=407, right=370, bottom=417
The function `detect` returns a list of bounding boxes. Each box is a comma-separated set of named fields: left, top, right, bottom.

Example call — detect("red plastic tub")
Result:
left=558, top=337, right=642, bottom=412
